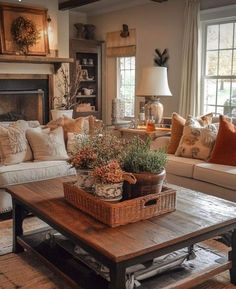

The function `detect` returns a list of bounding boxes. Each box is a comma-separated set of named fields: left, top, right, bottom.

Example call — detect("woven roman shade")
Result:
left=106, top=29, right=136, bottom=57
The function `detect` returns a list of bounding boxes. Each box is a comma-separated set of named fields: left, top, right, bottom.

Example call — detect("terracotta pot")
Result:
left=123, top=169, right=166, bottom=199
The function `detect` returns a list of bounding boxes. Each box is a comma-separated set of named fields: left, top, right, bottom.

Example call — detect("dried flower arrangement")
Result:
left=93, top=160, right=124, bottom=184
left=68, top=131, right=127, bottom=170
left=54, top=64, right=82, bottom=110
left=69, top=147, right=97, bottom=169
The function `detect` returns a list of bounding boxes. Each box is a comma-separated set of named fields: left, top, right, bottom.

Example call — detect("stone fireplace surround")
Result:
left=0, top=74, right=54, bottom=124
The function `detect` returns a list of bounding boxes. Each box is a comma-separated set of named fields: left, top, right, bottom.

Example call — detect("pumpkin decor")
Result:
left=11, top=16, right=40, bottom=54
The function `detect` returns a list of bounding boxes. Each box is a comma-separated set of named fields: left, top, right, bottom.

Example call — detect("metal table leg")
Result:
left=110, top=263, right=126, bottom=289
left=230, top=229, right=236, bottom=284
left=13, top=200, right=26, bottom=253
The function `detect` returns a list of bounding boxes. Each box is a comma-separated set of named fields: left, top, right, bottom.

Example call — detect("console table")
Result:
left=119, top=127, right=171, bottom=140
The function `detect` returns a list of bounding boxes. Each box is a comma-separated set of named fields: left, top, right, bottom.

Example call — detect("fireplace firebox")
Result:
left=0, top=76, right=51, bottom=124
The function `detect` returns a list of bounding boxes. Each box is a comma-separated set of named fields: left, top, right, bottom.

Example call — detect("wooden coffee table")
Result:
left=6, top=177, right=236, bottom=289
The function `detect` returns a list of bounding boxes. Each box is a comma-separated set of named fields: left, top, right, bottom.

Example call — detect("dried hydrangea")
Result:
left=93, top=160, right=124, bottom=184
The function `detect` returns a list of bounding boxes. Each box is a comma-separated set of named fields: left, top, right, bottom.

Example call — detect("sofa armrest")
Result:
left=150, top=136, right=170, bottom=151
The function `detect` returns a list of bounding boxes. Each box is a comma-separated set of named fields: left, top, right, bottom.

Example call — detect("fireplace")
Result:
left=0, top=75, right=52, bottom=124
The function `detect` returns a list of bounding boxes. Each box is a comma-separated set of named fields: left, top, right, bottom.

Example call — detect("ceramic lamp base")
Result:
left=144, top=97, right=163, bottom=124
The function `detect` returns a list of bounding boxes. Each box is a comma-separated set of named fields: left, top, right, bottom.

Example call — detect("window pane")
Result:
left=235, top=23, right=236, bottom=48
left=220, top=23, right=233, bottom=49
left=117, top=56, right=135, bottom=118
left=219, top=50, right=232, bottom=75
left=233, top=51, right=236, bottom=75
left=216, top=106, right=224, bottom=115
left=206, top=51, right=218, bottom=75
left=232, top=80, right=236, bottom=97
left=217, top=79, right=231, bottom=105
left=207, top=25, right=219, bottom=50
left=204, top=79, right=217, bottom=105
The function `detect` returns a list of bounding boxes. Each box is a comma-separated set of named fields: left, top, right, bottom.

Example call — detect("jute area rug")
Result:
left=0, top=217, right=235, bottom=289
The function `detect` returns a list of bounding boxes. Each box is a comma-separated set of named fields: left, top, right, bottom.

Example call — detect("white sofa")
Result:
left=0, top=160, right=76, bottom=215
left=151, top=136, right=236, bottom=202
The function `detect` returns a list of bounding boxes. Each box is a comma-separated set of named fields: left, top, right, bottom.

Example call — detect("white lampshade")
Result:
left=136, top=67, right=172, bottom=97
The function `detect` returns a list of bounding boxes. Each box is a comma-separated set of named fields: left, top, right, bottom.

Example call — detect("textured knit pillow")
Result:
left=209, top=115, right=236, bottom=165
left=26, top=126, right=68, bottom=161
left=175, top=116, right=217, bottom=160
left=0, top=120, right=33, bottom=165
left=167, top=112, right=213, bottom=154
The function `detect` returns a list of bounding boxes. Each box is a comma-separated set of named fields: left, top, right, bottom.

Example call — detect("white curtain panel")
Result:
left=179, top=0, right=200, bottom=117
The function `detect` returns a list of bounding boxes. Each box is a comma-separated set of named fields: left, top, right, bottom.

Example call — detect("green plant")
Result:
left=123, top=137, right=167, bottom=174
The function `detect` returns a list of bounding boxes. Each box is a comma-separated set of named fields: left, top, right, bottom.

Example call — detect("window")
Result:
left=202, top=20, right=236, bottom=117
left=117, top=56, right=135, bottom=118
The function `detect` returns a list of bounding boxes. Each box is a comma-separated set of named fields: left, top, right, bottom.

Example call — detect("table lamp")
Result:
left=136, top=67, right=172, bottom=124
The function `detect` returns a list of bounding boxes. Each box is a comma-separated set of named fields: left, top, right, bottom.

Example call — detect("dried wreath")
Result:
left=11, top=16, right=40, bottom=54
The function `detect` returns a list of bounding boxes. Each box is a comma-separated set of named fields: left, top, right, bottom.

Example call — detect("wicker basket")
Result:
left=63, top=182, right=176, bottom=227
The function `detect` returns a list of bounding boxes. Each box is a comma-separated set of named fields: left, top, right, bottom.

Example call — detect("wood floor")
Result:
left=0, top=218, right=235, bottom=289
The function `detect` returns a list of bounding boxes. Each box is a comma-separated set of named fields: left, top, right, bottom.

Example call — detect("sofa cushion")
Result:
left=193, top=162, right=236, bottom=191
left=175, top=116, right=217, bottom=161
left=209, top=115, right=236, bottom=166
left=167, top=112, right=213, bottom=154
left=0, top=161, right=75, bottom=187
left=166, top=154, right=204, bottom=178
left=26, top=126, right=68, bottom=161
left=0, top=120, right=33, bottom=165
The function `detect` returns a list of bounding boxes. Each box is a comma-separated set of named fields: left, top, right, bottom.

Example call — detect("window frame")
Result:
left=116, top=56, right=136, bottom=119
left=201, top=13, right=236, bottom=116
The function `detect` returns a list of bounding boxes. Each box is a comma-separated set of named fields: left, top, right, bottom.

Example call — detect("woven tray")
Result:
left=63, top=182, right=176, bottom=227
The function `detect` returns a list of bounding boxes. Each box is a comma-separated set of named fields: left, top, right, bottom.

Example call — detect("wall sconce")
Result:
left=47, top=15, right=54, bottom=53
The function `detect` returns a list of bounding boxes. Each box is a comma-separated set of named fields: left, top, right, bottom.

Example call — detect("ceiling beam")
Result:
left=59, top=0, right=100, bottom=10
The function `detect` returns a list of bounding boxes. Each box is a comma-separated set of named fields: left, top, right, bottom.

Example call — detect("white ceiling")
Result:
left=62, top=0, right=155, bottom=16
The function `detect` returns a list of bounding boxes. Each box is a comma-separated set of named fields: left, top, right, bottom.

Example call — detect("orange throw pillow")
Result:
left=209, top=115, right=236, bottom=166
left=167, top=113, right=185, bottom=154
left=167, top=112, right=213, bottom=154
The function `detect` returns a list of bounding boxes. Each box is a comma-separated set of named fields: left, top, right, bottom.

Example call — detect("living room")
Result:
left=0, top=0, right=236, bottom=288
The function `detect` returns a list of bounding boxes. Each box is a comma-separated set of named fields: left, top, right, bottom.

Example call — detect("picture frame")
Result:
left=0, top=3, right=49, bottom=56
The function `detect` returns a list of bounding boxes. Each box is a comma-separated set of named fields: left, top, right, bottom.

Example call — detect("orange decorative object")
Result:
left=146, top=120, right=156, bottom=132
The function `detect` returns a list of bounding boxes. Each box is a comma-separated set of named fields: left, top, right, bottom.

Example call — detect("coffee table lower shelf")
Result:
left=16, top=227, right=231, bottom=289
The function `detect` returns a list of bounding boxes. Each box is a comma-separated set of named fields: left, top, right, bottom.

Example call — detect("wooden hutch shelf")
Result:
left=0, top=55, right=74, bottom=72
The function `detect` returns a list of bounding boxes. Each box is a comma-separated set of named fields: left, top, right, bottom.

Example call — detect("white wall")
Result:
left=69, top=11, right=87, bottom=39
left=89, top=0, right=185, bottom=124
left=0, top=0, right=69, bottom=75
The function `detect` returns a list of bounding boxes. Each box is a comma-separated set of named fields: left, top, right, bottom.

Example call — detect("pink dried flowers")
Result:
left=68, top=147, right=97, bottom=169
left=93, top=160, right=124, bottom=184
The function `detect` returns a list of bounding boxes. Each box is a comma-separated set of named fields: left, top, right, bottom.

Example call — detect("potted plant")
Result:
left=51, top=64, right=82, bottom=120
left=68, top=131, right=129, bottom=191
left=68, top=145, right=97, bottom=191
left=123, top=137, right=167, bottom=198
left=93, top=160, right=136, bottom=201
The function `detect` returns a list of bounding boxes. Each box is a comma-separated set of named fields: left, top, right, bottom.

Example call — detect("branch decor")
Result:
left=11, top=16, right=40, bottom=54
left=154, top=48, right=169, bottom=67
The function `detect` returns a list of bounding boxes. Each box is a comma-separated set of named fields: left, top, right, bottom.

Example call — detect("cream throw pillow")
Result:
left=175, top=116, right=217, bottom=160
left=26, top=126, right=69, bottom=161
left=0, top=120, right=33, bottom=165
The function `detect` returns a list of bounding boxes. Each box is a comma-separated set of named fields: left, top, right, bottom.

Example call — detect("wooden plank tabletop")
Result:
left=6, top=177, right=236, bottom=263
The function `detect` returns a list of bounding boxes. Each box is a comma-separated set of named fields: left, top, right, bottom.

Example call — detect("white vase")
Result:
left=51, top=109, right=73, bottom=120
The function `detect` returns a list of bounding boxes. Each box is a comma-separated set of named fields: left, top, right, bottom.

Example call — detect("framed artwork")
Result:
left=0, top=3, right=49, bottom=55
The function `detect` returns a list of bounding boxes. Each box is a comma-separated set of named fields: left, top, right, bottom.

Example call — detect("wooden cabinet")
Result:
left=70, top=39, right=103, bottom=119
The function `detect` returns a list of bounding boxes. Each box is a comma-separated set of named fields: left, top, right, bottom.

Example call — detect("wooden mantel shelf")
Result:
left=0, top=54, right=74, bottom=72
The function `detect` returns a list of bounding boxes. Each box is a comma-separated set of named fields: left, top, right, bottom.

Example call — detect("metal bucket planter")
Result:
left=123, top=169, right=166, bottom=199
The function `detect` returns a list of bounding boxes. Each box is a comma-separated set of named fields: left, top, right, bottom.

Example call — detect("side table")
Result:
left=119, top=127, right=171, bottom=140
